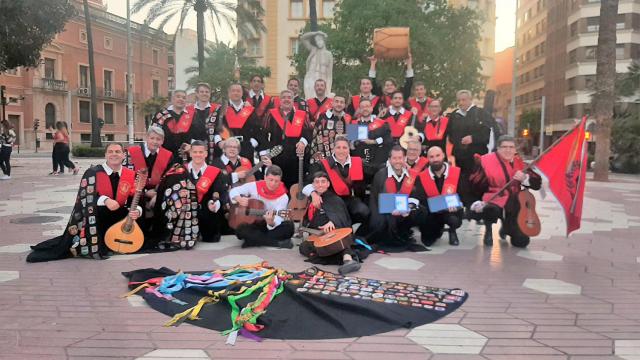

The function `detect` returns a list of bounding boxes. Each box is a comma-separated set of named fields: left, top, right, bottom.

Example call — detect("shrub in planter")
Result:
left=72, top=144, right=106, bottom=158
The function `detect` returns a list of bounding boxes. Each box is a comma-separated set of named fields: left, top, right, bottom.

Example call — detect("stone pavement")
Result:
left=1, top=156, right=640, bottom=360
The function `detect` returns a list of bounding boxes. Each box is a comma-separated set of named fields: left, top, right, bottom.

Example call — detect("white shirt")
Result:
left=248, top=90, right=265, bottom=99
left=389, top=106, right=406, bottom=116
left=386, top=162, right=409, bottom=183
left=167, top=105, right=185, bottom=114
left=96, top=164, right=143, bottom=214
left=143, top=142, right=157, bottom=158
left=325, top=109, right=345, bottom=119
left=357, top=115, right=383, bottom=145
left=187, top=161, right=221, bottom=211
left=427, top=162, right=450, bottom=180
left=456, top=104, right=475, bottom=117
left=302, top=155, right=352, bottom=196
left=229, top=100, right=244, bottom=112
left=220, top=154, right=242, bottom=184
left=229, top=182, right=289, bottom=230
left=195, top=102, right=212, bottom=110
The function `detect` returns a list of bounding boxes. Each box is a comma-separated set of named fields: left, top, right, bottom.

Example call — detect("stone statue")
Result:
left=301, top=31, right=333, bottom=98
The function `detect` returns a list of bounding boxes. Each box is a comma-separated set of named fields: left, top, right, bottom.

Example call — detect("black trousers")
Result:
left=344, top=197, right=370, bottom=225
left=0, top=145, right=11, bottom=176
left=363, top=211, right=415, bottom=247
left=476, top=199, right=530, bottom=248
left=414, top=208, right=463, bottom=246
left=199, top=208, right=225, bottom=243
left=236, top=220, right=295, bottom=247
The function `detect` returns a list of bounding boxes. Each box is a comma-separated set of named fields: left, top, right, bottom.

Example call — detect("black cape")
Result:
left=122, top=266, right=468, bottom=340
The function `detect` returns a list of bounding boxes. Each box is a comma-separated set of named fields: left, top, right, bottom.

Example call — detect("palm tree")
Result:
left=592, top=0, right=619, bottom=181
left=132, top=0, right=265, bottom=77
left=83, top=0, right=101, bottom=147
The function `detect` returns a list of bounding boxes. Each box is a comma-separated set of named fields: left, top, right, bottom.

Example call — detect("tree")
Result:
left=0, top=0, right=75, bottom=71
left=141, top=96, right=168, bottom=128
left=518, top=109, right=541, bottom=144
left=83, top=0, right=101, bottom=148
left=133, top=0, right=265, bottom=76
left=610, top=61, right=640, bottom=174
left=291, top=0, right=484, bottom=105
left=186, top=43, right=270, bottom=102
left=592, top=0, right=619, bottom=181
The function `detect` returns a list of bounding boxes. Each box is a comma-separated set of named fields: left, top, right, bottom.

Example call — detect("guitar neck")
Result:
left=124, top=189, right=143, bottom=228
left=247, top=161, right=263, bottom=177
left=246, top=209, right=288, bottom=217
left=299, top=226, right=323, bottom=236
left=297, top=155, right=304, bottom=186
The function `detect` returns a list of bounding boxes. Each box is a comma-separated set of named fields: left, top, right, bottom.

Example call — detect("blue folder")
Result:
left=427, top=194, right=463, bottom=213
left=378, top=193, right=409, bottom=214
left=346, top=124, right=369, bottom=141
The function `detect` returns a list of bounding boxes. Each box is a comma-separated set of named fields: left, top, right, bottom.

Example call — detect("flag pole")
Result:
left=484, top=116, right=587, bottom=203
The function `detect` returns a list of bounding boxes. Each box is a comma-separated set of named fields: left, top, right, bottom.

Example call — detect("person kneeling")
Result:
left=228, top=165, right=294, bottom=248
left=299, top=172, right=361, bottom=275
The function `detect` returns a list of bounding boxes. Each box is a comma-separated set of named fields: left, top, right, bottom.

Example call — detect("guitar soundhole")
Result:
left=115, top=239, right=134, bottom=245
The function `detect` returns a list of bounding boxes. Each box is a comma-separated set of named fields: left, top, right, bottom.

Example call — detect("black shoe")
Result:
left=448, top=231, right=459, bottom=246
left=338, top=260, right=361, bottom=275
left=277, top=238, right=294, bottom=249
left=499, top=226, right=507, bottom=240
left=483, top=226, right=493, bottom=246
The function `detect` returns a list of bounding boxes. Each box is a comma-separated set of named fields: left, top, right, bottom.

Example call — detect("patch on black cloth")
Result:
left=122, top=266, right=468, bottom=340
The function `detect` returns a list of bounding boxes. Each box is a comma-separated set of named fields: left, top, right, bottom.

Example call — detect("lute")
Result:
left=104, top=169, right=148, bottom=254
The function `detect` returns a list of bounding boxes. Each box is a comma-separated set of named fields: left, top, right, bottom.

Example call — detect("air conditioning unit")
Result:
left=78, top=87, right=89, bottom=95
left=104, top=89, right=113, bottom=97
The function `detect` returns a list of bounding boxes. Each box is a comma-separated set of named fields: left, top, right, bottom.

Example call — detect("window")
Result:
left=585, top=46, right=597, bottom=60
left=80, top=29, right=87, bottom=43
left=80, top=133, right=91, bottom=143
left=103, top=69, right=113, bottom=91
left=322, top=0, right=335, bottom=18
left=104, top=36, right=113, bottom=50
left=585, top=75, right=596, bottom=90
left=44, top=58, right=56, bottom=79
left=568, top=77, right=576, bottom=91
left=290, top=0, right=304, bottom=18
left=616, top=44, right=625, bottom=60
left=152, top=48, right=160, bottom=65
left=569, top=49, right=577, bottom=64
left=587, top=17, right=599, bottom=32
left=168, top=54, right=174, bottom=65
left=4, top=68, right=18, bottom=76
left=79, top=100, right=91, bottom=123
left=105, top=134, right=115, bottom=141
left=246, top=38, right=261, bottom=57
left=79, top=65, right=89, bottom=88
left=617, top=14, right=626, bottom=30
left=289, top=38, right=300, bottom=56
left=104, top=103, right=114, bottom=124
left=153, top=79, right=160, bottom=97
left=45, top=103, right=56, bottom=129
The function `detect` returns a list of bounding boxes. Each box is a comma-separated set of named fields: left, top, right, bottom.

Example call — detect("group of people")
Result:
left=0, top=119, right=16, bottom=180
left=48, top=121, right=79, bottom=176
left=27, top=58, right=541, bottom=276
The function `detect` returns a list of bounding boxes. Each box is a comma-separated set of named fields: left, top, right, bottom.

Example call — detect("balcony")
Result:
left=75, top=87, right=127, bottom=100
left=38, top=78, right=68, bottom=91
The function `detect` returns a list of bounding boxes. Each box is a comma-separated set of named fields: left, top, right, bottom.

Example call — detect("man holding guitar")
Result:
left=299, top=172, right=362, bottom=275
left=211, top=137, right=253, bottom=187
left=228, top=165, right=294, bottom=248
left=469, top=135, right=541, bottom=248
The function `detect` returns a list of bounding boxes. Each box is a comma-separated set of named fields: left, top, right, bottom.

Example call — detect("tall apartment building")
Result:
left=238, top=0, right=494, bottom=96
left=515, top=0, right=639, bottom=136
left=0, top=0, right=172, bottom=150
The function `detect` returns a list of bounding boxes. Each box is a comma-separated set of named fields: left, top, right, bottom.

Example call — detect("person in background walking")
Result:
left=51, top=121, right=78, bottom=175
left=0, top=119, right=17, bottom=180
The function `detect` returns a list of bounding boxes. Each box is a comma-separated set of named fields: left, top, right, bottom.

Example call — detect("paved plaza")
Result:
left=1, top=155, right=640, bottom=360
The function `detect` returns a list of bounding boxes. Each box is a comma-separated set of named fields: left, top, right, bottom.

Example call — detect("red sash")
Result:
left=127, top=145, right=172, bottom=188
left=481, top=152, right=525, bottom=208
left=166, top=107, right=195, bottom=134
left=382, top=94, right=392, bottom=108
left=409, top=157, right=429, bottom=173
left=186, top=103, right=219, bottom=117
left=425, top=116, right=449, bottom=141
left=409, top=98, right=432, bottom=121
left=351, top=95, right=379, bottom=111
left=249, top=94, right=272, bottom=117
left=386, top=110, right=412, bottom=138
left=320, top=157, right=364, bottom=196
left=96, top=167, right=136, bottom=207
left=384, top=169, right=417, bottom=195
left=256, top=180, right=287, bottom=200
left=196, top=166, right=221, bottom=203
left=225, top=157, right=252, bottom=174
left=419, top=165, right=460, bottom=197
left=226, top=105, right=254, bottom=129
left=308, top=98, right=333, bottom=119
left=269, top=108, right=306, bottom=138
left=359, top=118, right=386, bottom=132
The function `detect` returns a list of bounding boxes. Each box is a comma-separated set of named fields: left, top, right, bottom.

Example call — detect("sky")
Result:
left=106, top=0, right=517, bottom=53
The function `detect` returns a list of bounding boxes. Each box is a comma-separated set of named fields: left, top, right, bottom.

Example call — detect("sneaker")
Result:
left=0, top=175, right=9, bottom=180
left=338, top=260, right=361, bottom=275
left=276, top=238, right=294, bottom=249
left=73, top=167, right=80, bottom=175
left=48, top=171, right=58, bottom=176
left=483, top=226, right=493, bottom=246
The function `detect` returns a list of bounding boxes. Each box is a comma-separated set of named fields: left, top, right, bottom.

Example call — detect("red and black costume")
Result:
left=379, top=107, right=413, bottom=142
left=411, top=163, right=463, bottom=246
left=370, top=69, right=413, bottom=109
left=309, top=110, right=351, bottom=163
left=259, top=108, right=312, bottom=189
left=408, top=97, right=433, bottom=122
left=351, top=115, right=393, bottom=182
left=346, top=94, right=382, bottom=116
left=420, top=115, right=450, bottom=158
left=210, top=154, right=253, bottom=188
left=407, top=156, right=429, bottom=173
left=307, top=97, right=333, bottom=121
left=245, top=90, right=275, bottom=119
left=469, top=152, right=541, bottom=248
left=153, top=105, right=209, bottom=163
left=187, top=163, right=228, bottom=243
left=215, top=101, right=262, bottom=164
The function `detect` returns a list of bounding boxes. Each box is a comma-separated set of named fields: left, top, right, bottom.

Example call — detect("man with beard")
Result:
left=306, top=79, right=333, bottom=121
left=259, top=89, right=312, bottom=189
left=309, top=94, right=350, bottom=162
left=153, top=90, right=201, bottom=163
left=299, top=172, right=362, bottom=275
left=412, top=146, right=463, bottom=246
left=245, top=74, right=274, bottom=118
left=419, top=99, right=451, bottom=160
left=469, top=135, right=541, bottom=248
left=27, top=143, right=141, bottom=261
left=351, top=98, right=392, bottom=183
left=379, top=91, right=414, bottom=143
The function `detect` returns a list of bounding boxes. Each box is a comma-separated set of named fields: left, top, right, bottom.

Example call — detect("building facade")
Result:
left=0, top=0, right=172, bottom=150
left=491, top=47, right=514, bottom=122
left=515, top=0, right=639, bottom=136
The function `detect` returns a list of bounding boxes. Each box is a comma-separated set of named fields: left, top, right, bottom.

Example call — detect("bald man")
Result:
left=411, top=146, right=463, bottom=246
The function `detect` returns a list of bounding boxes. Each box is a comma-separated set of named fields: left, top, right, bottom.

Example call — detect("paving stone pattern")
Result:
left=0, top=157, right=639, bottom=359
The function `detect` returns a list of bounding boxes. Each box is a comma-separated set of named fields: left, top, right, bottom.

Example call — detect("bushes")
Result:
left=71, top=144, right=105, bottom=158
left=611, top=111, right=640, bottom=174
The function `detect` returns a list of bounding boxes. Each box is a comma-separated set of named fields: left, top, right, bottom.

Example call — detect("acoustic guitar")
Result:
left=232, top=145, right=283, bottom=187
left=299, top=227, right=353, bottom=257
left=516, top=189, right=541, bottom=237
left=104, top=169, right=148, bottom=254
left=287, top=151, right=308, bottom=221
left=227, top=198, right=291, bottom=229
left=399, top=113, right=419, bottom=149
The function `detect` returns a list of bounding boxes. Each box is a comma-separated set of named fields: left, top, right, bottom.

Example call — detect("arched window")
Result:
left=45, top=103, right=56, bottom=129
